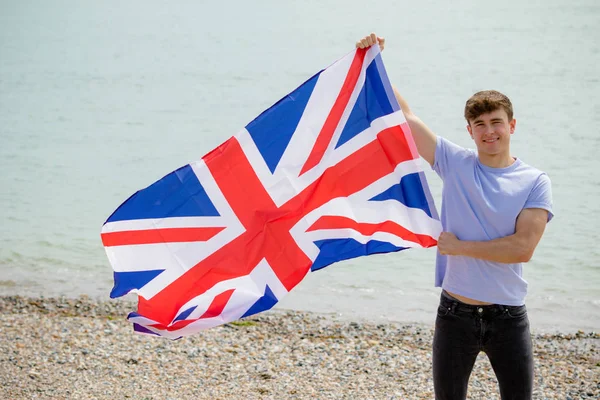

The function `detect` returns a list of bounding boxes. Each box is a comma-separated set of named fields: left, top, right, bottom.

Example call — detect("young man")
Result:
left=356, top=33, right=553, bottom=399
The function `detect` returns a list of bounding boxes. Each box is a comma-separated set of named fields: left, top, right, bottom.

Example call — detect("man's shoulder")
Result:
left=508, top=160, right=553, bottom=207
left=513, top=159, right=550, bottom=182
left=438, top=136, right=477, bottom=161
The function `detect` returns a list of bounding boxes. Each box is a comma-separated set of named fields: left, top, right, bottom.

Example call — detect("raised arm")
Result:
left=356, top=33, right=437, bottom=166
left=437, top=208, right=549, bottom=263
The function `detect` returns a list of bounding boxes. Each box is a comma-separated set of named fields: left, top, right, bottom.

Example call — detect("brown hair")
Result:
left=464, top=90, right=513, bottom=123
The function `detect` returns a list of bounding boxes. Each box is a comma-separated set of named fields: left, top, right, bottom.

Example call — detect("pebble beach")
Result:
left=0, top=296, right=598, bottom=399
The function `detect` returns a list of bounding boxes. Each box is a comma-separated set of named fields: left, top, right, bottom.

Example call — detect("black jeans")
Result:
left=432, top=291, right=533, bottom=400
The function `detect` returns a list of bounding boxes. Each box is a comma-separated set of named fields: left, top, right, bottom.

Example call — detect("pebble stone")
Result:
left=0, top=295, right=598, bottom=399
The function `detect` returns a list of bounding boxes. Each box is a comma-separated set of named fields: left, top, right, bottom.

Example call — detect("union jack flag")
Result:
left=101, top=46, right=441, bottom=339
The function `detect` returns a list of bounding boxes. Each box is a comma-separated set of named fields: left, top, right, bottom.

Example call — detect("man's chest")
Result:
left=445, top=170, right=532, bottom=238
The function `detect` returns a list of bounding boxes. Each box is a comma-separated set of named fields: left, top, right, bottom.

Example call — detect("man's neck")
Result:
left=478, top=153, right=516, bottom=169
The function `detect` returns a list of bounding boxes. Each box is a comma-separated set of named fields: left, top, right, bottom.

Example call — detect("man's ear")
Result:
left=510, top=118, right=517, bottom=134
left=467, top=124, right=474, bottom=140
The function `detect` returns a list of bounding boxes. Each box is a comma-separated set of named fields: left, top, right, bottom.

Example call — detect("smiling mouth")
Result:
left=483, top=138, right=499, bottom=143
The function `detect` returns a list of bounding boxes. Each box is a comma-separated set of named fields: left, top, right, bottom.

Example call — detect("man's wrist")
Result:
left=454, top=239, right=469, bottom=257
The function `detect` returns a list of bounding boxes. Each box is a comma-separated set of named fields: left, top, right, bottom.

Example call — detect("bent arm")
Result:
left=438, top=208, right=549, bottom=263
left=392, top=87, right=437, bottom=166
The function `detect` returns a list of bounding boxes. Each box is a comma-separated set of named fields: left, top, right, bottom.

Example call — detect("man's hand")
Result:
left=356, top=33, right=385, bottom=51
left=438, top=232, right=462, bottom=256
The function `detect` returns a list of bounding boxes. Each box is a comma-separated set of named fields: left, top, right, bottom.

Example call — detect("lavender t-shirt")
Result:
left=433, top=137, right=553, bottom=306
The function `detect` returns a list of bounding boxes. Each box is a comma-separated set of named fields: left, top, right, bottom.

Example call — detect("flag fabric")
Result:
left=101, top=46, right=441, bottom=339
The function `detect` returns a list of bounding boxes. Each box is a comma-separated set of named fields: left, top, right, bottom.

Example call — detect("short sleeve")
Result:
left=524, top=173, right=554, bottom=222
left=432, top=136, right=472, bottom=180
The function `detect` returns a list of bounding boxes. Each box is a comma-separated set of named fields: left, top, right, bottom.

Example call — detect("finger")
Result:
left=370, top=33, right=377, bottom=44
left=360, top=38, right=369, bottom=48
left=355, top=41, right=363, bottom=49
left=377, top=36, right=385, bottom=50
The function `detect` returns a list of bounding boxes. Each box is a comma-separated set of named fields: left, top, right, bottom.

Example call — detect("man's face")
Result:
left=467, top=109, right=516, bottom=156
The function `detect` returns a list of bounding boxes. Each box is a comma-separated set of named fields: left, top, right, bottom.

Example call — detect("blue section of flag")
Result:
left=311, top=238, right=406, bottom=271
left=110, top=269, right=165, bottom=298
left=372, top=53, right=400, bottom=113
left=369, top=172, right=434, bottom=218
left=106, top=164, right=219, bottom=223
left=241, top=285, right=278, bottom=318
left=133, top=323, right=160, bottom=336
left=336, top=55, right=395, bottom=148
left=246, top=73, right=321, bottom=173
left=174, top=306, right=197, bottom=322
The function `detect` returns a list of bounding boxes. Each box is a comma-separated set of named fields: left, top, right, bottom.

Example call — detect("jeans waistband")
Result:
left=440, top=290, right=523, bottom=314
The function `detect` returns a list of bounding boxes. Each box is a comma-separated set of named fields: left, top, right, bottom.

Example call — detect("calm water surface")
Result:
left=1, top=0, right=598, bottom=332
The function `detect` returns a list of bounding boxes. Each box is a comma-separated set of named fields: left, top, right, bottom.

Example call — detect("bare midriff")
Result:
left=446, top=290, right=494, bottom=305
